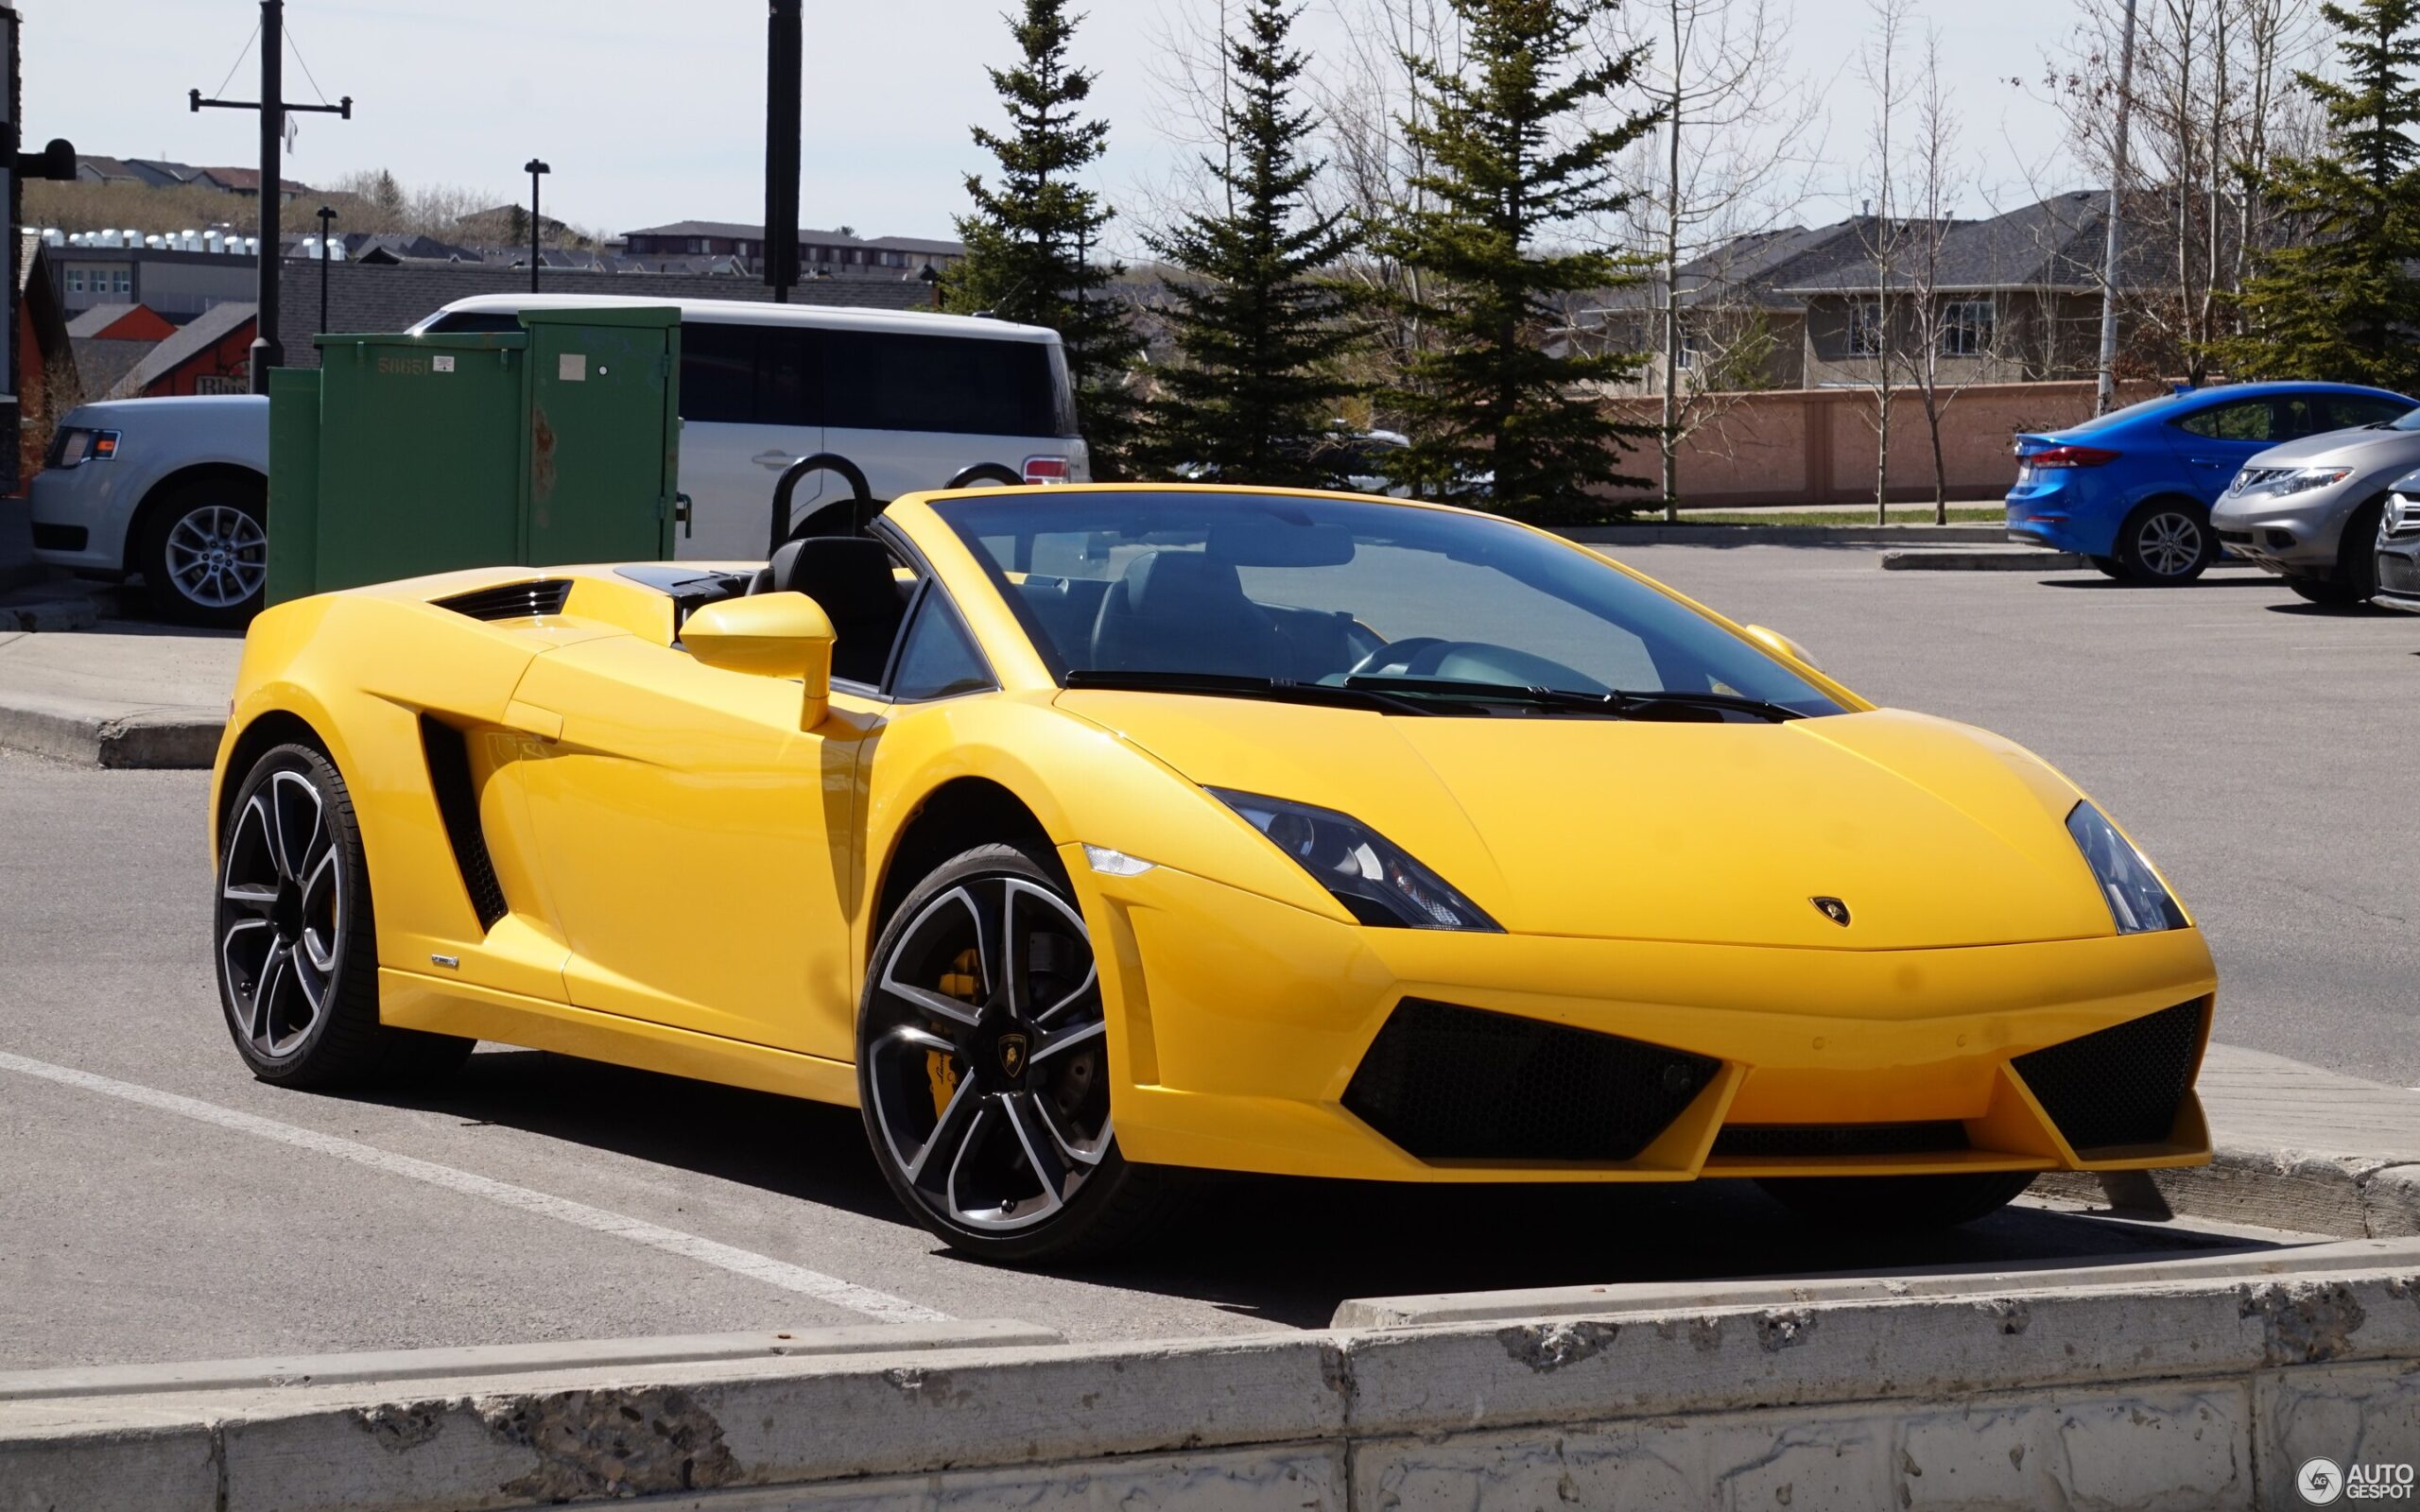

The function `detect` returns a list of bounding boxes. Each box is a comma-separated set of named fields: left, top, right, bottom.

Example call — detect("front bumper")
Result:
left=1074, top=856, right=2216, bottom=1184
left=2211, top=489, right=2357, bottom=574
left=2377, top=529, right=2420, bottom=610
left=27, top=465, right=128, bottom=575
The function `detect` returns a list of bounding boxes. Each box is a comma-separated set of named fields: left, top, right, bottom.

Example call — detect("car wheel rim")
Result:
left=866, top=875, right=1109, bottom=1233
left=2138, top=512, right=2202, bottom=577
left=164, top=505, right=267, bottom=609
left=216, top=771, right=340, bottom=1057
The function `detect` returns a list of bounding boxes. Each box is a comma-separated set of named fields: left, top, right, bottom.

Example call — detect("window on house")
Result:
left=65, top=269, right=84, bottom=293
left=112, top=270, right=132, bottom=296
left=1940, top=300, right=1996, bottom=357
left=1845, top=301, right=1885, bottom=357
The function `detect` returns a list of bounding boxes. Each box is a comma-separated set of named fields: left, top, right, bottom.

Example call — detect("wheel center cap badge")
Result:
left=1810, top=896, right=1852, bottom=927
left=996, top=1032, right=1028, bottom=1077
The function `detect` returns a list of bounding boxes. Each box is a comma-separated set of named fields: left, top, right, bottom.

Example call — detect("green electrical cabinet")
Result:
left=267, top=307, right=682, bottom=605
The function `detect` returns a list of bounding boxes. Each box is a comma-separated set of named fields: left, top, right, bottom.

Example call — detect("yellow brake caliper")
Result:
left=925, top=948, right=982, bottom=1117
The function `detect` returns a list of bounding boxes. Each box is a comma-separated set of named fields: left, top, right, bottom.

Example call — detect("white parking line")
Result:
left=0, top=1050, right=948, bottom=1325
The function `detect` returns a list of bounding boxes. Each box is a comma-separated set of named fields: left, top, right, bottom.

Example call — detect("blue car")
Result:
left=2006, top=382, right=2418, bottom=583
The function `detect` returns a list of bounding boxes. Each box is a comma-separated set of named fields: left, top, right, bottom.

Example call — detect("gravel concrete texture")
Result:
left=6, top=1263, right=2418, bottom=1512
left=0, top=621, right=234, bottom=765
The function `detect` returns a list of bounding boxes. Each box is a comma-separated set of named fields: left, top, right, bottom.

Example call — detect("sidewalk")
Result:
left=0, top=619, right=237, bottom=767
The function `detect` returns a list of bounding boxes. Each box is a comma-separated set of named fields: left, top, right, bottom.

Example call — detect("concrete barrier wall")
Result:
left=7, top=1267, right=2418, bottom=1512
left=1603, top=379, right=2170, bottom=507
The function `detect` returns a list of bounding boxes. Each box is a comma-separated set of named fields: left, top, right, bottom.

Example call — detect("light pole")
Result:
left=315, top=204, right=336, bottom=335
left=523, top=158, right=550, bottom=293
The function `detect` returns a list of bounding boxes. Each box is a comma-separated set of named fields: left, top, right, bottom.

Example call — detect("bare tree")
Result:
left=1606, top=0, right=1824, bottom=520
left=1851, top=0, right=1915, bottom=525
left=1900, top=26, right=1976, bottom=523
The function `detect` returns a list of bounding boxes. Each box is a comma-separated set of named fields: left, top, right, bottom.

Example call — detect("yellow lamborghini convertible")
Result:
left=210, top=485, right=2216, bottom=1262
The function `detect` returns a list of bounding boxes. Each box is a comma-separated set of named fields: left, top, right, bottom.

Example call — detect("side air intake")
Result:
left=2011, top=999, right=2205, bottom=1153
left=435, top=579, right=572, bottom=622
left=419, top=715, right=508, bottom=932
left=1343, top=999, right=1717, bottom=1162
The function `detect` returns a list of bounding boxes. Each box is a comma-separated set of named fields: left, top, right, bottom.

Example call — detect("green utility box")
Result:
left=267, top=307, right=682, bottom=604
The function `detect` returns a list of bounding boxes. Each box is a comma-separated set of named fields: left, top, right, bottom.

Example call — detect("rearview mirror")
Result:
left=683, top=593, right=835, bottom=728
left=1742, top=624, right=1820, bottom=671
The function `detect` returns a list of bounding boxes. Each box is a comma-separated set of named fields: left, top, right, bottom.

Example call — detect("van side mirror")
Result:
left=683, top=592, right=835, bottom=728
left=1743, top=624, right=1820, bottom=671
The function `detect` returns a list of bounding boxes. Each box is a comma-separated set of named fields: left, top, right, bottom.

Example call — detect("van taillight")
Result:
left=1023, top=455, right=1071, bottom=485
left=2027, top=445, right=2120, bottom=469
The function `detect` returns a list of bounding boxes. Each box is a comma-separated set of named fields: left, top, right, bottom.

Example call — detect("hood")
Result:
left=1058, top=693, right=2117, bottom=950
left=2241, top=426, right=2420, bottom=471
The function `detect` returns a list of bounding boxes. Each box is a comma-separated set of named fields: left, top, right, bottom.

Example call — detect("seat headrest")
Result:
left=1115, top=550, right=1252, bottom=620
left=762, top=537, right=899, bottom=622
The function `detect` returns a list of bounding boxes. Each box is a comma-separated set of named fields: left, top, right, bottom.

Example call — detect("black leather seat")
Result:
left=749, top=537, right=907, bottom=685
left=1088, top=550, right=1290, bottom=678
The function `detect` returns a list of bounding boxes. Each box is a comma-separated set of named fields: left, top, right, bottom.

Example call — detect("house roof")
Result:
left=67, top=303, right=147, bottom=338
left=199, top=166, right=314, bottom=196
left=71, top=336, right=154, bottom=398
left=109, top=301, right=256, bottom=399
left=623, top=220, right=965, bottom=255
left=75, top=155, right=144, bottom=181
left=126, top=158, right=207, bottom=186
left=1776, top=191, right=2183, bottom=295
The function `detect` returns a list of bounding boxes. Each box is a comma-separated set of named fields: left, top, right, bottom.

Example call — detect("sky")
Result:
left=25, top=1, right=2090, bottom=251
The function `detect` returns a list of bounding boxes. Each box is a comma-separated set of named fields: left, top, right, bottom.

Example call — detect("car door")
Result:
left=2171, top=396, right=2316, bottom=502
left=675, top=320, right=825, bottom=561
left=506, top=630, right=878, bottom=1061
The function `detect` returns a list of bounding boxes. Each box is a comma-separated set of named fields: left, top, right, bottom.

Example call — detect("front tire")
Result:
left=2287, top=576, right=2370, bottom=607
left=2088, top=555, right=2130, bottom=580
left=1755, top=1170, right=2035, bottom=1231
left=2117, top=500, right=2216, bottom=585
left=140, top=475, right=268, bottom=627
left=857, top=842, right=1183, bottom=1264
left=215, top=744, right=473, bottom=1087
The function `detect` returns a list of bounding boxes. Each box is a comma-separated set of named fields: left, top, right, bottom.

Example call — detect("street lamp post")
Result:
left=523, top=158, right=550, bottom=293
left=315, top=204, right=336, bottom=335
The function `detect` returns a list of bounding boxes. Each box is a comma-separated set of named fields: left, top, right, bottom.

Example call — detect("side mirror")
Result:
left=683, top=592, right=835, bottom=728
left=1742, top=624, right=1820, bottom=671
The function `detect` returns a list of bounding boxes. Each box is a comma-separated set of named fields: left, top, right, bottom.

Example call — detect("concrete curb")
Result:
left=0, top=696, right=223, bottom=768
left=1565, top=523, right=2007, bottom=547
left=2038, top=1145, right=2420, bottom=1242
left=7, top=1264, right=2417, bottom=1510
left=0, top=587, right=112, bottom=632
left=1881, top=547, right=2089, bottom=572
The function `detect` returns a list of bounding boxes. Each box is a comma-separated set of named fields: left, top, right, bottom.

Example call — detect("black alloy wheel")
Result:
left=857, top=843, right=1181, bottom=1263
left=215, top=744, right=473, bottom=1086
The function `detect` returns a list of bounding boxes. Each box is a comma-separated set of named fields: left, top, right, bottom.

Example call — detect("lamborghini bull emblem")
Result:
left=1810, top=897, right=1852, bottom=927
left=996, top=1033, right=1029, bottom=1077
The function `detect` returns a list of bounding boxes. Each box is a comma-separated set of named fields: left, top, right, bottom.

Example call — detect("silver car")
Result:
left=2213, top=399, right=2420, bottom=603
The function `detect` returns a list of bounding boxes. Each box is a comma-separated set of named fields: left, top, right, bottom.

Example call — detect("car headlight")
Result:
left=2066, top=801, right=2187, bottom=935
left=43, top=427, right=118, bottom=469
left=1210, top=788, right=1500, bottom=931
left=2245, top=466, right=2352, bottom=498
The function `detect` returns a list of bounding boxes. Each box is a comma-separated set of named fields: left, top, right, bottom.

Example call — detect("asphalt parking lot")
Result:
left=3, top=545, right=2413, bottom=1371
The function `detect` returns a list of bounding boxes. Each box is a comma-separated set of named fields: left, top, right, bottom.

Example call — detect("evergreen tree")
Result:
left=950, top=0, right=1144, bottom=473
left=1374, top=0, right=1660, bottom=522
left=1136, top=0, right=1363, bottom=488
left=2212, top=0, right=2420, bottom=389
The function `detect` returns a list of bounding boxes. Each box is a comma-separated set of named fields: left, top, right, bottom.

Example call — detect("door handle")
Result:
left=753, top=450, right=798, bottom=471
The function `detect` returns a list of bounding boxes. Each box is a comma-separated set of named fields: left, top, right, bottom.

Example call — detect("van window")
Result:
left=681, top=322, right=818, bottom=427
left=821, top=331, right=1063, bottom=438
left=422, top=311, right=524, bottom=335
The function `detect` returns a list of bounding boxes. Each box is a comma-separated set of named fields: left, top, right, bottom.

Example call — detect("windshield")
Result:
left=931, top=491, right=1846, bottom=717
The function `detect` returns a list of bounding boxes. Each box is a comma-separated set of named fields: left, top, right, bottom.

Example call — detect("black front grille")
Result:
left=1342, top=1000, right=1718, bottom=1162
left=30, top=523, right=88, bottom=552
left=419, top=715, right=508, bottom=932
left=435, top=578, right=572, bottom=622
left=2216, top=528, right=2255, bottom=545
left=2379, top=555, right=2420, bottom=594
left=2012, top=999, right=2204, bottom=1152
left=1712, top=1121, right=1969, bottom=1160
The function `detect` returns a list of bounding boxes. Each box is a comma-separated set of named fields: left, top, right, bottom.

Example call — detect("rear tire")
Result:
left=139, top=475, right=268, bottom=627
left=857, top=841, right=1186, bottom=1265
left=1755, top=1170, right=2035, bottom=1231
left=214, top=743, right=475, bottom=1088
left=2116, top=500, right=2216, bottom=585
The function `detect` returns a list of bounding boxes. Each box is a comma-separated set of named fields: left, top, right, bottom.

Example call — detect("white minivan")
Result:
left=411, top=294, right=1089, bottom=559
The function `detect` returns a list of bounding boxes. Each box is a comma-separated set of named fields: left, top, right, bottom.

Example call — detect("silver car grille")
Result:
left=2388, top=494, right=2420, bottom=538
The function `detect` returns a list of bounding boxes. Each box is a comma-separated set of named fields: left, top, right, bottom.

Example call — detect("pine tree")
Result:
left=1136, top=0, right=1363, bottom=488
left=2212, top=0, right=2420, bottom=390
left=949, top=0, right=1145, bottom=474
left=1374, top=0, right=1661, bottom=522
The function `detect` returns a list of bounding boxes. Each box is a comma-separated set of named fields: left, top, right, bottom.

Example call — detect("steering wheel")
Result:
left=1348, top=637, right=1450, bottom=678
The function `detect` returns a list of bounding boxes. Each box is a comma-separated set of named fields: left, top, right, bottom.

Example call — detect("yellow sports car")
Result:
left=210, top=485, right=2215, bottom=1262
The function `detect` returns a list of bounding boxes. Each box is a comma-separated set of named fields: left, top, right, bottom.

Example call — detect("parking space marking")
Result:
left=0, top=1050, right=949, bottom=1324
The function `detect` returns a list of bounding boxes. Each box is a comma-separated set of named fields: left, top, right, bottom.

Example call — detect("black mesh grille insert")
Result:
left=419, top=715, right=507, bottom=932
left=1712, top=1122, right=1969, bottom=1160
left=1342, top=1000, right=1718, bottom=1162
left=435, top=579, right=572, bottom=622
left=2012, top=999, right=2204, bottom=1152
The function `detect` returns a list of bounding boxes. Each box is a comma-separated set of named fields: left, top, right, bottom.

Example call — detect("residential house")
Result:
left=194, top=167, right=313, bottom=202
left=65, top=303, right=175, bottom=343
left=621, top=220, right=965, bottom=279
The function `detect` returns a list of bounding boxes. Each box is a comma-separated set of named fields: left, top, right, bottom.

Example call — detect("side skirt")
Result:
left=379, top=969, right=861, bottom=1108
